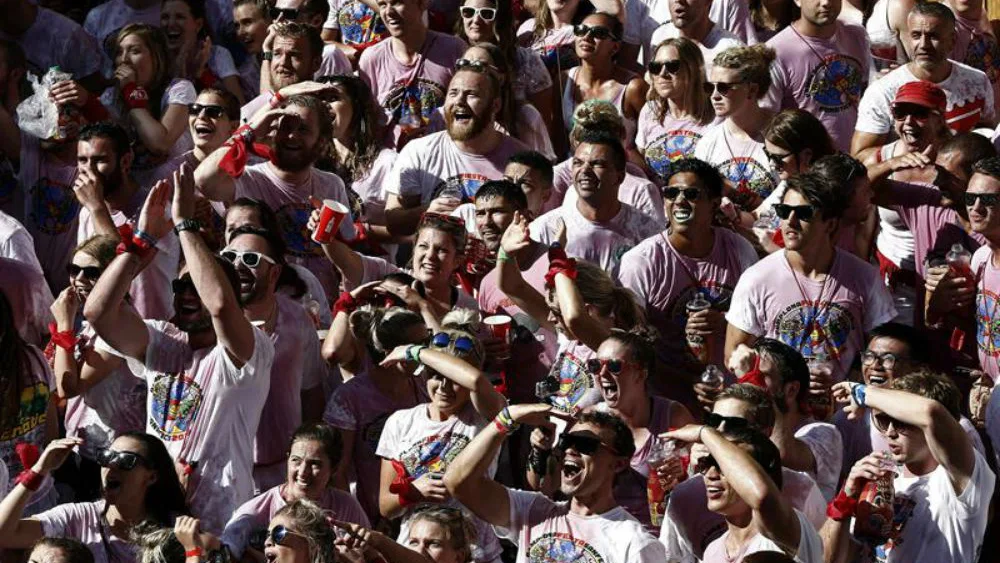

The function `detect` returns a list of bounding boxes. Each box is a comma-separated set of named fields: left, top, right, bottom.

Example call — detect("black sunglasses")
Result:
left=573, top=24, right=619, bottom=41
left=67, top=263, right=102, bottom=280
left=267, top=525, right=307, bottom=547
left=703, top=81, right=743, bottom=96
left=648, top=59, right=682, bottom=76
left=96, top=448, right=150, bottom=470
left=964, top=192, right=1000, bottom=208
left=661, top=186, right=702, bottom=201
left=773, top=203, right=816, bottom=222
left=705, top=413, right=751, bottom=432
left=763, top=147, right=794, bottom=167
left=269, top=7, right=299, bottom=20
left=171, top=277, right=197, bottom=295
left=188, top=103, right=227, bottom=119
left=585, top=358, right=638, bottom=375
left=460, top=6, right=496, bottom=21
left=872, top=412, right=914, bottom=434
left=557, top=432, right=618, bottom=456
left=891, top=103, right=934, bottom=121
left=695, top=454, right=721, bottom=475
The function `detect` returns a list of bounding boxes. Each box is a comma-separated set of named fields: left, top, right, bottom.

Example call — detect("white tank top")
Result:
left=875, top=141, right=916, bottom=270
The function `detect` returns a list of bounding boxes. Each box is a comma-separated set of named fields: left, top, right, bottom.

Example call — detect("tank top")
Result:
left=562, top=67, right=637, bottom=144
left=875, top=141, right=916, bottom=270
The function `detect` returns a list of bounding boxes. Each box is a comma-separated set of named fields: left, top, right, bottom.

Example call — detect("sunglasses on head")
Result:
left=872, top=412, right=914, bottom=434
left=695, top=454, right=721, bottom=475
left=573, top=24, right=619, bottom=41
left=221, top=249, right=277, bottom=269
left=455, top=58, right=498, bottom=74
left=704, top=413, right=751, bottom=432
left=269, top=7, right=299, bottom=20
left=964, top=192, right=1000, bottom=208
left=460, top=6, right=496, bottom=21
left=763, top=147, right=794, bottom=167
left=266, top=525, right=307, bottom=547
left=891, top=103, right=935, bottom=121
left=188, top=103, right=226, bottom=119
left=67, top=263, right=102, bottom=280
left=661, top=186, right=702, bottom=201
left=96, top=448, right=150, bottom=470
left=557, top=432, right=618, bottom=456
left=773, top=203, right=816, bottom=222
left=648, top=59, right=682, bottom=76
left=431, top=332, right=475, bottom=354
left=703, top=81, right=743, bottom=96
left=171, top=276, right=197, bottom=295
left=585, top=358, right=639, bottom=375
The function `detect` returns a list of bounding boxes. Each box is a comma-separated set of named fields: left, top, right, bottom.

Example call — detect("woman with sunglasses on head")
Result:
left=0, top=432, right=188, bottom=563
left=635, top=38, right=715, bottom=186
left=262, top=499, right=339, bottom=563
left=222, top=424, right=370, bottom=563
left=693, top=45, right=780, bottom=215
left=560, top=12, right=647, bottom=153
left=160, top=0, right=246, bottom=104
left=375, top=309, right=506, bottom=563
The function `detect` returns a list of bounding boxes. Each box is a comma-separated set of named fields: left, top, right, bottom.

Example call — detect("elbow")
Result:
left=922, top=400, right=950, bottom=430
left=442, top=468, right=465, bottom=498
left=83, top=299, right=104, bottom=325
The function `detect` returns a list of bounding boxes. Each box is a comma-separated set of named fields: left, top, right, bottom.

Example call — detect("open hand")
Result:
left=138, top=180, right=175, bottom=240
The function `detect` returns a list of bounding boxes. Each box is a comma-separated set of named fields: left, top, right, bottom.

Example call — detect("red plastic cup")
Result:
left=312, top=200, right=349, bottom=243
left=484, top=314, right=512, bottom=340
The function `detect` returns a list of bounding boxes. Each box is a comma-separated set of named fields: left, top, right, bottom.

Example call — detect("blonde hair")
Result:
left=648, top=38, right=714, bottom=125
left=570, top=99, right=625, bottom=145
left=273, top=500, right=338, bottom=563
left=349, top=306, right=426, bottom=362
left=713, top=44, right=777, bottom=100
left=572, top=261, right=645, bottom=328
left=438, top=309, right=486, bottom=368
left=410, top=506, right=478, bottom=563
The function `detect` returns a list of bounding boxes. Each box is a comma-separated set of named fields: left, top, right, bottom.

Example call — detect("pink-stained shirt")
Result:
left=517, top=21, right=578, bottom=73
left=0, top=7, right=103, bottom=80
left=619, top=228, right=758, bottom=377
left=0, top=210, right=44, bottom=276
left=350, top=148, right=397, bottom=228
left=762, top=23, right=872, bottom=152
left=323, top=372, right=427, bottom=523
left=221, top=484, right=370, bottom=559
left=232, top=163, right=356, bottom=301
left=693, top=124, right=780, bottom=211
left=35, top=500, right=136, bottom=563
left=635, top=103, right=712, bottom=185
left=529, top=202, right=662, bottom=276
left=726, top=249, right=897, bottom=382
left=100, top=321, right=275, bottom=534
left=549, top=158, right=665, bottom=224
left=358, top=31, right=467, bottom=147
left=952, top=14, right=1000, bottom=109
left=496, top=488, right=667, bottom=563
left=77, top=188, right=180, bottom=321
left=318, top=44, right=354, bottom=78
left=972, top=245, right=1000, bottom=381
left=702, top=509, right=823, bottom=563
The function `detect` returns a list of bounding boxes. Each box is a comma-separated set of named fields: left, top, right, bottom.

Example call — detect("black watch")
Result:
left=174, top=219, right=202, bottom=235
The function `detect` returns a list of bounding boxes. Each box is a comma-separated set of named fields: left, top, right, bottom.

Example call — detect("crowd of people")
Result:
left=0, top=0, right=1000, bottom=562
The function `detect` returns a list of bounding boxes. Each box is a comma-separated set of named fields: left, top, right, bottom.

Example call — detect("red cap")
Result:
left=892, top=80, right=947, bottom=112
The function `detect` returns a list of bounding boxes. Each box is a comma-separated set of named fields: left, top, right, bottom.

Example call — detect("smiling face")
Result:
left=101, top=435, right=157, bottom=506
left=862, top=336, right=912, bottom=387
left=665, top=171, right=716, bottom=235
left=378, top=0, right=426, bottom=38
left=189, top=91, right=236, bottom=152
left=234, top=3, right=270, bottom=54
left=406, top=520, right=465, bottom=563
left=224, top=233, right=279, bottom=305
left=272, top=104, right=325, bottom=172
left=444, top=70, right=496, bottom=142
left=325, top=84, right=355, bottom=142
left=285, top=439, right=334, bottom=501
left=161, top=0, right=202, bottom=53
left=115, top=33, right=156, bottom=87
left=965, top=172, right=1000, bottom=238
left=412, top=227, right=462, bottom=285
left=264, top=515, right=311, bottom=563
left=558, top=422, right=624, bottom=499
left=172, top=265, right=212, bottom=333
left=461, top=0, right=497, bottom=43
left=892, top=104, right=946, bottom=154
left=474, top=195, right=516, bottom=251
left=703, top=444, right=752, bottom=515
left=68, top=250, right=102, bottom=303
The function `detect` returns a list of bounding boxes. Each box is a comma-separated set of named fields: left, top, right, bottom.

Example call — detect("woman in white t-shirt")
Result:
left=376, top=310, right=507, bottom=563
left=160, top=0, right=245, bottom=104
left=636, top=38, right=715, bottom=185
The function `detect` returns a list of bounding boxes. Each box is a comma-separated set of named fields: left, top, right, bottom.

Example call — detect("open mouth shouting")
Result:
left=193, top=121, right=217, bottom=141
left=561, top=455, right=584, bottom=486
left=599, top=375, right=620, bottom=403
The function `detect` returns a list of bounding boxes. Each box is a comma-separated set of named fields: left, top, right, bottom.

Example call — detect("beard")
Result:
left=173, top=310, right=213, bottom=333
left=445, top=105, right=491, bottom=142
left=99, top=166, right=126, bottom=196
left=272, top=142, right=321, bottom=172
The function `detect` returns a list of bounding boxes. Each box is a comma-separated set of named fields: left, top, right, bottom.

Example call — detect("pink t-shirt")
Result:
left=529, top=202, right=662, bottom=276
left=384, top=130, right=527, bottom=205
left=952, top=15, right=1000, bottom=108
left=221, top=484, right=370, bottom=559
left=635, top=103, right=711, bottom=185
left=619, top=228, right=758, bottom=376
left=0, top=7, right=103, bottom=80
left=351, top=148, right=397, bottom=227
left=233, top=163, right=356, bottom=300
left=323, top=373, right=427, bottom=523
left=762, top=23, right=871, bottom=152
left=496, top=489, right=667, bottom=563
left=35, top=500, right=135, bottom=563
left=0, top=210, right=44, bottom=275
left=972, top=245, right=1000, bottom=380
left=517, top=21, right=578, bottom=73
left=318, top=44, right=354, bottom=78
left=549, top=158, right=665, bottom=223
left=693, top=124, right=779, bottom=211
left=358, top=31, right=467, bottom=147
left=726, top=249, right=897, bottom=381
left=104, top=321, right=275, bottom=534
left=0, top=346, right=56, bottom=508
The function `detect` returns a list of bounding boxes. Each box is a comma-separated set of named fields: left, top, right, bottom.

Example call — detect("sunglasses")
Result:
left=188, top=103, right=226, bottom=119
left=773, top=203, right=816, bottom=222
left=455, top=58, right=498, bottom=74
left=695, top=454, right=721, bottom=475
left=703, top=81, right=743, bottom=96
left=964, top=192, right=1000, bottom=208
left=460, top=6, right=496, bottom=21
left=221, top=250, right=277, bottom=269
left=872, top=412, right=914, bottom=434
left=573, top=24, right=619, bottom=41
left=891, top=103, right=935, bottom=121
left=269, top=7, right=299, bottom=20
left=67, top=263, right=102, bottom=280
left=431, top=332, right=475, bottom=354
left=557, top=432, right=618, bottom=456
left=661, top=186, right=702, bottom=201
left=96, top=448, right=150, bottom=470
left=171, top=276, right=197, bottom=295
left=704, top=413, right=751, bottom=432
left=585, top=358, right=640, bottom=375
left=763, top=148, right=794, bottom=167
left=648, top=59, right=682, bottom=76
left=861, top=351, right=899, bottom=369
left=266, top=525, right=307, bottom=547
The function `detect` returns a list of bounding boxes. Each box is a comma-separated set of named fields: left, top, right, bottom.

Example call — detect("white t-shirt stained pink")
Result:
left=971, top=245, right=1000, bottom=380
left=794, top=419, right=844, bottom=501
left=726, top=249, right=897, bottom=381
left=702, top=509, right=823, bottom=563
left=35, top=500, right=136, bottom=563
left=635, top=103, right=712, bottom=185
left=0, top=210, right=45, bottom=276
left=694, top=124, right=779, bottom=211
left=550, top=158, right=665, bottom=223
left=517, top=22, right=578, bottom=73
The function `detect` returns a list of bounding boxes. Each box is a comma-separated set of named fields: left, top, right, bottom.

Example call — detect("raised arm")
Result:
left=50, top=288, right=123, bottom=398
left=384, top=193, right=429, bottom=237
left=308, top=206, right=364, bottom=288
left=554, top=268, right=608, bottom=351
left=863, top=145, right=935, bottom=207
left=114, top=64, right=189, bottom=155
left=382, top=345, right=506, bottom=419
left=496, top=213, right=555, bottom=332
left=173, top=164, right=256, bottom=366
left=0, top=438, right=81, bottom=549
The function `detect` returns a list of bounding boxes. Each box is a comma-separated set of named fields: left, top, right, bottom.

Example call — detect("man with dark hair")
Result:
left=444, top=404, right=666, bottom=563
left=529, top=131, right=661, bottom=276
left=505, top=151, right=554, bottom=220
left=84, top=165, right=276, bottom=535
left=853, top=1, right=995, bottom=156
left=809, top=153, right=876, bottom=260
left=384, top=66, right=525, bottom=237
left=74, top=122, right=181, bottom=320
left=619, top=158, right=757, bottom=403
left=647, top=0, right=743, bottom=74
left=241, top=21, right=326, bottom=120
left=196, top=94, right=356, bottom=300
left=826, top=371, right=994, bottom=562
left=726, top=172, right=896, bottom=385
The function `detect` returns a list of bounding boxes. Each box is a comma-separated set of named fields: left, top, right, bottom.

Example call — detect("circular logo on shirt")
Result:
left=276, top=201, right=322, bottom=258
left=806, top=54, right=866, bottom=112
left=527, top=533, right=605, bottom=563
left=384, top=79, right=446, bottom=130
left=976, top=288, right=1000, bottom=358
left=644, top=130, right=702, bottom=182
left=30, top=177, right=80, bottom=235
left=774, top=300, right=855, bottom=361
left=718, top=157, right=776, bottom=209
left=397, top=429, right=471, bottom=477
left=337, top=2, right=388, bottom=46
left=431, top=173, right=490, bottom=203
left=149, top=373, right=204, bottom=442
left=965, top=33, right=1000, bottom=83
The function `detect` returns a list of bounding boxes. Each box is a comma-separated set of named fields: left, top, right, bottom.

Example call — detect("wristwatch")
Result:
left=262, top=51, right=273, bottom=61
left=174, top=219, right=202, bottom=235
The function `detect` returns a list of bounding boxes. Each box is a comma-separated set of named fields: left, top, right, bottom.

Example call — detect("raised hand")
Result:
left=500, top=211, right=532, bottom=255
left=50, top=80, right=89, bottom=108
left=35, top=437, right=83, bottom=474
left=171, top=163, right=197, bottom=224
left=72, top=167, right=105, bottom=212
left=138, top=180, right=175, bottom=240
left=174, top=516, right=203, bottom=552
left=411, top=472, right=450, bottom=503
left=51, top=287, right=80, bottom=329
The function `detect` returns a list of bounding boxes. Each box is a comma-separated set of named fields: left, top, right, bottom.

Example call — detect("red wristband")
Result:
left=268, top=91, right=285, bottom=109
left=333, top=292, right=361, bottom=316
left=14, top=469, right=44, bottom=491
left=544, top=257, right=578, bottom=289
left=388, top=459, right=420, bottom=507
left=48, top=323, right=78, bottom=351
left=185, top=548, right=203, bottom=558
left=121, top=82, right=149, bottom=110
left=826, top=489, right=859, bottom=521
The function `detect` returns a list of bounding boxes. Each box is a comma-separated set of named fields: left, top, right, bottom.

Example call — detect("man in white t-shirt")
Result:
left=445, top=406, right=667, bottom=563
left=84, top=165, right=276, bottom=535
left=852, top=1, right=996, bottom=157
left=384, top=65, right=525, bottom=237
left=825, top=371, right=994, bottom=562
left=647, top=0, right=743, bottom=76
left=242, top=21, right=323, bottom=120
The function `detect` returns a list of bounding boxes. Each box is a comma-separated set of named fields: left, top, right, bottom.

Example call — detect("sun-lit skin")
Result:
left=234, top=2, right=270, bottom=55
left=100, top=436, right=157, bottom=507
left=862, top=337, right=913, bottom=387
left=664, top=171, right=716, bottom=235
left=188, top=91, right=235, bottom=155
left=503, top=162, right=552, bottom=218
left=708, top=66, right=751, bottom=119
left=412, top=228, right=462, bottom=287
left=27, top=544, right=69, bottom=563
left=115, top=34, right=156, bottom=88
left=593, top=339, right=644, bottom=410
left=556, top=422, right=626, bottom=502
left=474, top=196, right=516, bottom=252
left=263, top=515, right=311, bottom=563
left=443, top=70, right=496, bottom=143
left=68, top=251, right=102, bottom=302
left=284, top=439, right=334, bottom=501
left=376, top=0, right=426, bottom=38
left=460, top=0, right=497, bottom=43
left=966, top=172, right=1000, bottom=239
